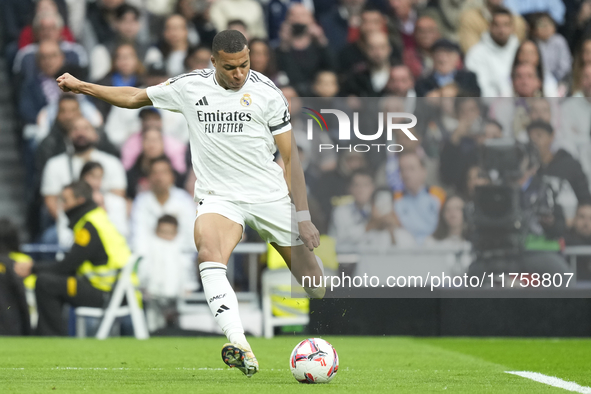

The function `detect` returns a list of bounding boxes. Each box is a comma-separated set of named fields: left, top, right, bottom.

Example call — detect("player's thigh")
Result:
left=194, top=213, right=243, bottom=265
left=248, top=196, right=301, bottom=248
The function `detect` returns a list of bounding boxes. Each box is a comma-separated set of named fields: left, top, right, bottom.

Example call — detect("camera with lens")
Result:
left=466, top=139, right=556, bottom=256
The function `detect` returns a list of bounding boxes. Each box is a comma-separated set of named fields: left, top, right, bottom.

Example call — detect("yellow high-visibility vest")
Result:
left=73, top=207, right=131, bottom=292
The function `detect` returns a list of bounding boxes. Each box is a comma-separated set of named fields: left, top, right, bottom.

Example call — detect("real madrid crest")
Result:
left=240, top=93, right=252, bottom=107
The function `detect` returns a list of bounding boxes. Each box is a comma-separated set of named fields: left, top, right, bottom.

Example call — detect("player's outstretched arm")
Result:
left=275, top=130, right=320, bottom=251
left=56, top=73, right=153, bottom=109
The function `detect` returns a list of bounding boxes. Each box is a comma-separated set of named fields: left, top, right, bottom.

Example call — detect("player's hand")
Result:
left=14, top=261, right=33, bottom=278
left=56, top=73, right=83, bottom=94
left=298, top=221, right=320, bottom=251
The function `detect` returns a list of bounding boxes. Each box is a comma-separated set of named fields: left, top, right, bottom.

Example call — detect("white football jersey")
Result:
left=146, top=69, right=291, bottom=203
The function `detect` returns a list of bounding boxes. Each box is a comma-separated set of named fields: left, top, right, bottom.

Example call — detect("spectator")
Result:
left=105, top=95, right=190, bottom=148
left=415, top=39, right=481, bottom=97
left=118, top=108, right=188, bottom=174
left=17, top=0, right=74, bottom=49
left=440, top=107, right=503, bottom=191
left=184, top=45, right=213, bottom=72
left=35, top=94, right=118, bottom=178
left=276, top=4, right=335, bottom=96
left=176, top=0, right=217, bottom=48
left=403, top=15, right=440, bottom=78
left=426, top=195, right=468, bottom=247
left=342, top=31, right=393, bottom=97
left=571, top=37, right=591, bottom=96
left=384, top=64, right=416, bottom=97
left=526, top=120, right=591, bottom=217
left=318, top=0, right=367, bottom=52
left=312, top=151, right=369, bottom=223
left=210, top=0, right=267, bottom=39
left=126, top=127, right=184, bottom=199
left=387, top=0, right=416, bottom=50
left=365, top=187, right=416, bottom=247
left=503, top=0, right=565, bottom=26
left=41, top=116, right=126, bottom=223
left=422, top=0, right=467, bottom=42
left=465, top=7, right=520, bottom=97
left=328, top=170, right=375, bottom=249
left=338, top=6, right=390, bottom=75
left=564, top=204, right=591, bottom=280
left=93, top=43, right=145, bottom=119
left=130, top=157, right=196, bottom=254
left=458, top=0, right=527, bottom=53
left=13, top=12, right=88, bottom=83
left=393, top=151, right=446, bottom=243
left=80, top=162, right=128, bottom=238
left=227, top=19, right=250, bottom=41
left=248, top=39, right=284, bottom=85
left=532, top=12, right=572, bottom=83
left=15, top=181, right=132, bottom=336
left=18, top=40, right=66, bottom=125
left=511, top=62, right=544, bottom=98
left=561, top=64, right=591, bottom=180
left=148, top=14, right=193, bottom=77
left=138, top=214, right=199, bottom=331
left=512, top=39, right=559, bottom=96
left=82, top=0, right=126, bottom=50
left=89, top=4, right=157, bottom=81
left=463, top=165, right=491, bottom=201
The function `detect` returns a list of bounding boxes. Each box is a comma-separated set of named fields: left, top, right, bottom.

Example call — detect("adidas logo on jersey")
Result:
left=195, top=96, right=209, bottom=106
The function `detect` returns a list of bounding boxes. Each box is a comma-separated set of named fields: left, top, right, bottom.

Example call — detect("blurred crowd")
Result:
left=1, top=0, right=591, bottom=282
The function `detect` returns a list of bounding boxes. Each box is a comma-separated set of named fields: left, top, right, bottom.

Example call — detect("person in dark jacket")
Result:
left=0, top=218, right=31, bottom=336
left=564, top=203, right=591, bottom=279
left=415, top=38, right=481, bottom=97
left=15, top=181, right=131, bottom=336
left=526, top=120, right=591, bottom=205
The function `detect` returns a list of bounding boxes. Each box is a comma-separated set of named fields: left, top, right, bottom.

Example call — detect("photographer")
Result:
left=467, top=141, right=572, bottom=278
left=276, top=4, right=335, bottom=96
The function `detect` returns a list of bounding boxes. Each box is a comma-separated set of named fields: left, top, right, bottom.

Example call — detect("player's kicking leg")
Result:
left=194, top=213, right=259, bottom=377
left=271, top=243, right=326, bottom=299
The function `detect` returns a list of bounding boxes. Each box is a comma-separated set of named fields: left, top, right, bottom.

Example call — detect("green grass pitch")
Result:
left=1, top=336, right=590, bottom=393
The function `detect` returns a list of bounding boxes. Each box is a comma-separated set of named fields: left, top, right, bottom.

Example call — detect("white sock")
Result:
left=199, top=262, right=249, bottom=349
left=303, top=255, right=326, bottom=299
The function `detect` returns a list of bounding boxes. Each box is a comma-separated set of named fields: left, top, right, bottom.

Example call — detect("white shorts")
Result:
left=195, top=195, right=303, bottom=247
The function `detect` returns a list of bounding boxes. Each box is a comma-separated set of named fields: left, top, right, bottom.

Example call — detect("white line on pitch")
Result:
left=505, top=371, right=591, bottom=393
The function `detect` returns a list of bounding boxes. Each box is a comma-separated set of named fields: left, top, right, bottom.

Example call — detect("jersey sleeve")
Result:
left=267, top=91, right=291, bottom=135
left=146, top=76, right=185, bottom=113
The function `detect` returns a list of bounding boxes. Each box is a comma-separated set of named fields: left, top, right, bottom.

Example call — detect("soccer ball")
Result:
left=289, top=338, right=339, bottom=384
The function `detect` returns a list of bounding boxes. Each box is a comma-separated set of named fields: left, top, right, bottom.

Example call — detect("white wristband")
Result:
left=296, top=210, right=311, bottom=222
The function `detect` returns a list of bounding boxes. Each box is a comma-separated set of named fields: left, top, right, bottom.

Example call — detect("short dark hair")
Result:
left=149, top=155, right=173, bottom=173
left=80, top=161, right=104, bottom=179
left=59, top=93, right=78, bottom=105
left=157, top=214, right=179, bottom=228
left=350, top=169, right=374, bottom=185
left=116, top=4, right=140, bottom=20
left=64, top=180, right=94, bottom=202
left=212, top=30, right=248, bottom=56
left=491, top=6, right=513, bottom=20
left=526, top=119, right=554, bottom=135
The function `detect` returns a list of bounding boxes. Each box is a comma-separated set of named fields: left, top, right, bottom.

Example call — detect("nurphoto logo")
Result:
left=303, top=107, right=418, bottom=153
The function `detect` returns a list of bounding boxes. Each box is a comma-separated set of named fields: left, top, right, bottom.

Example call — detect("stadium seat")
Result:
left=75, top=255, right=149, bottom=340
left=261, top=268, right=309, bottom=339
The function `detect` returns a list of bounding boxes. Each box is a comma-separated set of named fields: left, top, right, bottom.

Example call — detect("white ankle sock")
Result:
left=303, top=256, right=326, bottom=299
left=199, top=262, right=249, bottom=349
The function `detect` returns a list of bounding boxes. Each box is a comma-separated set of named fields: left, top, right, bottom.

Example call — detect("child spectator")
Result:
left=532, top=13, right=572, bottom=83
left=138, top=214, right=198, bottom=331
